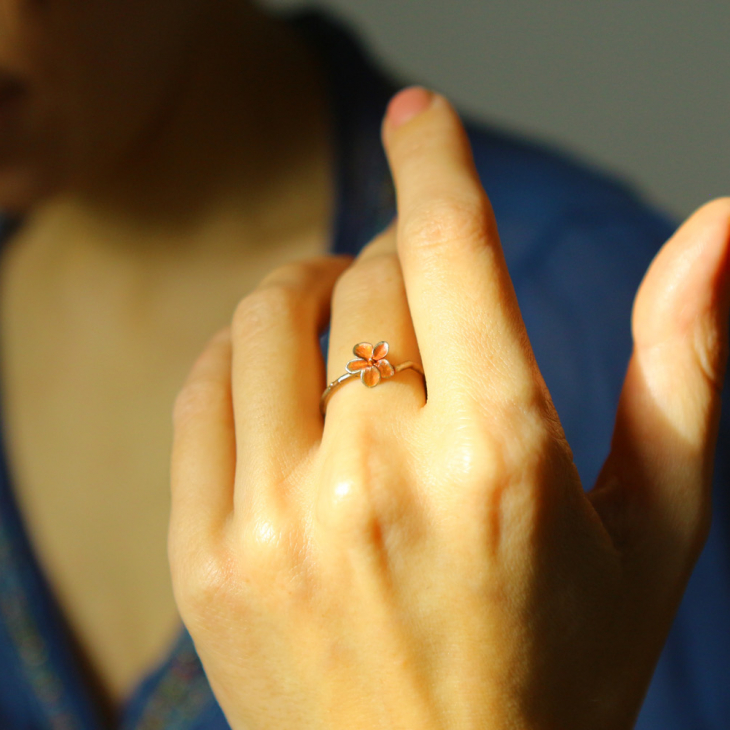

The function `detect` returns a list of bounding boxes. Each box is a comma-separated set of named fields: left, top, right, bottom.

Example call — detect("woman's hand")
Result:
left=169, top=87, right=730, bottom=730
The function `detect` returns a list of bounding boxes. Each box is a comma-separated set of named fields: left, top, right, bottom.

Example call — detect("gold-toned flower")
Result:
left=346, top=341, right=395, bottom=387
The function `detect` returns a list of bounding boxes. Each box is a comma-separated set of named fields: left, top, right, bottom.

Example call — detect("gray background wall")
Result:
left=265, top=0, right=729, bottom=221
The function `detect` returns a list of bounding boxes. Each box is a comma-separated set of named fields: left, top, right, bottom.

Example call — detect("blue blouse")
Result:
left=0, top=8, right=727, bottom=729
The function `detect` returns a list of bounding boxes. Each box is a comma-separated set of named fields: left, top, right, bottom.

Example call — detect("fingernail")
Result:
left=387, top=86, right=435, bottom=130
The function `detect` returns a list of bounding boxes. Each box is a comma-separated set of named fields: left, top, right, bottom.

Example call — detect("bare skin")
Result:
left=0, top=0, right=334, bottom=716
left=169, top=89, right=730, bottom=730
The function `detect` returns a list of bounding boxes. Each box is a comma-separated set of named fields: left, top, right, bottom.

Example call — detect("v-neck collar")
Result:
left=0, top=8, right=397, bottom=729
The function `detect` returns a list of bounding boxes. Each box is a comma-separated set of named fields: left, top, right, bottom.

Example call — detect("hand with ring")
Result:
left=169, top=87, right=730, bottom=730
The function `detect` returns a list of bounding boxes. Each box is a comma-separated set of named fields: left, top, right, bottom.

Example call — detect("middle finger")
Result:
left=382, top=88, right=544, bottom=413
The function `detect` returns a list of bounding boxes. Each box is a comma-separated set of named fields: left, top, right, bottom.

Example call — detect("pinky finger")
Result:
left=170, top=326, right=236, bottom=550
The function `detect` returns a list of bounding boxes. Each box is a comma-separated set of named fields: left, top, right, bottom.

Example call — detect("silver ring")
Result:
left=320, top=341, right=425, bottom=417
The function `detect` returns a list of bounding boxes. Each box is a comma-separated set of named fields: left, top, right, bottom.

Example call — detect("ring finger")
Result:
left=323, top=220, right=426, bottom=426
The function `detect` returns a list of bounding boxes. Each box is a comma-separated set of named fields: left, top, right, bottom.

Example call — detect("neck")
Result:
left=18, top=4, right=334, bottom=262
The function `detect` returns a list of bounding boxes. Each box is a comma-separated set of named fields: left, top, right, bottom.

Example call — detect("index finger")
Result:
left=382, top=88, right=543, bottom=412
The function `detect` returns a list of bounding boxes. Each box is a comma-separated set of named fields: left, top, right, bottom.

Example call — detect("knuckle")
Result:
left=428, top=425, right=512, bottom=548
left=232, top=281, right=303, bottom=339
left=258, top=258, right=325, bottom=289
left=171, top=543, right=237, bottom=621
left=402, top=192, right=495, bottom=258
left=442, top=428, right=509, bottom=502
left=423, top=402, right=510, bottom=503
left=316, top=452, right=385, bottom=541
left=238, top=523, right=319, bottom=606
left=237, top=517, right=317, bottom=600
left=172, top=378, right=229, bottom=425
left=511, top=380, right=571, bottom=456
left=239, top=517, right=295, bottom=575
left=488, top=392, right=569, bottom=475
left=429, top=401, right=569, bottom=540
left=332, top=252, right=401, bottom=301
left=319, top=479, right=379, bottom=538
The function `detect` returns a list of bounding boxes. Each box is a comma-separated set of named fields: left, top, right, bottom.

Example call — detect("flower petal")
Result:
left=362, top=365, right=381, bottom=388
left=346, top=358, right=369, bottom=372
left=373, top=341, right=389, bottom=360
left=375, top=359, right=395, bottom=378
left=354, top=342, right=373, bottom=359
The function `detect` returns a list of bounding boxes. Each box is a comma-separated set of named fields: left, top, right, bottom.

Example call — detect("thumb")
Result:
left=591, top=198, right=730, bottom=578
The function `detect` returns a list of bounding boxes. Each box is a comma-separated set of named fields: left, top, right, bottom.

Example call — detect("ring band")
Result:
left=320, top=341, right=425, bottom=417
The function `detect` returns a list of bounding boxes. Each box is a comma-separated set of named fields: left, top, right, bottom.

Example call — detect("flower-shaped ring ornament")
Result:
left=319, top=341, right=426, bottom=417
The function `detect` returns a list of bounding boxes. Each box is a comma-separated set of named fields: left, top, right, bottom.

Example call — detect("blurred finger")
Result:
left=230, top=255, right=352, bottom=512
left=171, top=327, right=236, bottom=541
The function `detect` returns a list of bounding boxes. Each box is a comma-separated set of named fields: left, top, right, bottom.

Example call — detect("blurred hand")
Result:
left=169, top=86, right=730, bottom=730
